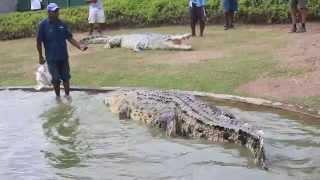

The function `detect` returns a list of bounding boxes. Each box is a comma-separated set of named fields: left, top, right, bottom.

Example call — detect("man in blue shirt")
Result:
left=189, top=0, right=206, bottom=37
left=37, top=3, right=88, bottom=98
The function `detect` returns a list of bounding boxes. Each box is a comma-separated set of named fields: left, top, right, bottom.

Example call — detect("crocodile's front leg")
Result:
left=132, top=42, right=146, bottom=52
left=104, top=42, right=111, bottom=49
left=104, top=37, right=122, bottom=49
left=133, top=47, right=142, bottom=52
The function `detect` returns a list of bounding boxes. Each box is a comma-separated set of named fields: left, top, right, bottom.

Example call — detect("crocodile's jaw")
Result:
left=169, top=33, right=192, bottom=41
left=164, top=33, right=192, bottom=50
left=163, top=41, right=192, bottom=51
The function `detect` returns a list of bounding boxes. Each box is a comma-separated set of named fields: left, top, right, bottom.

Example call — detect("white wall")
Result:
left=0, top=0, right=17, bottom=13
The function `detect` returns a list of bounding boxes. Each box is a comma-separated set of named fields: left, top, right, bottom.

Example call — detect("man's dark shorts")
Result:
left=289, top=0, right=308, bottom=10
left=47, top=60, right=70, bottom=84
left=190, top=4, right=206, bottom=23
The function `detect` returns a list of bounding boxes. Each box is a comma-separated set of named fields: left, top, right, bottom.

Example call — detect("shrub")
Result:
left=0, top=0, right=319, bottom=40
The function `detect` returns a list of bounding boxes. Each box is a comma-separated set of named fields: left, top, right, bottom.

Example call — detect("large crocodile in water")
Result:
left=80, top=33, right=192, bottom=52
left=104, top=89, right=267, bottom=169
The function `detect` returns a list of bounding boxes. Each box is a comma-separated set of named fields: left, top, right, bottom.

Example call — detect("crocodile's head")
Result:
left=163, top=33, right=192, bottom=51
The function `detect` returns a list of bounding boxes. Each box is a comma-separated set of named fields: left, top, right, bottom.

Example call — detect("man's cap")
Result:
left=47, top=3, right=59, bottom=12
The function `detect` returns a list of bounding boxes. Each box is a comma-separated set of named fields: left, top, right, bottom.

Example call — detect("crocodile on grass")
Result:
left=104, top=89, right=268, bottom=169
left=80, top=33, right=192, bottom=52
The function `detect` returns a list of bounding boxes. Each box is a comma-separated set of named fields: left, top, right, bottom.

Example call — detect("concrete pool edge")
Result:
left=1, top=86, right=319, bottom=119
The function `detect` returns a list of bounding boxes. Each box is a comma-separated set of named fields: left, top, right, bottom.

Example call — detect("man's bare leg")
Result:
left=63, top=80, right=70, bottom=96
left=230, top=11, right=235, bottom=28
left=98, top=23, right=103, bottom=34
left=224, top=12, right=229, bottom=30
left=299, top=8, right=307, bottom=32
left=53, top=82, right=61, bottom=97
left=89, top=24, right=94, bottom=35
left=200, top=20, right=205, bottom=37
left=290, top=8, right=297, bottom=32
left=191, top=20, right=196, bottom=36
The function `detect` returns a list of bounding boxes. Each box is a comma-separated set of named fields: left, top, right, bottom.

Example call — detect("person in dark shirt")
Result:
left=37, top=3, right=88, bottom=98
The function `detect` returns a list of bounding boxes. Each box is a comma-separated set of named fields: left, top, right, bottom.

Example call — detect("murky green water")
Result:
left=0, top=90, right=319, bottom=180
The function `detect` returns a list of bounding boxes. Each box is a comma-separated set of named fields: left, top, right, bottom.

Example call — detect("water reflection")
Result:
left=40, top=101, right=84, bottom=169
left=1, top=91, right=320, bottom=180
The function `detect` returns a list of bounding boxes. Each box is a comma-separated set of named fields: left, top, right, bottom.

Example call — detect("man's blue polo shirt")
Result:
left=191, top=0, right=206, bottom=7
left=37, top=18, right=72, bottom=62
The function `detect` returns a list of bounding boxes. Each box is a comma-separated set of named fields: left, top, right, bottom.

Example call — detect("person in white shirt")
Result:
left=31, top=0, right=42, bottom=11
left=86, top=0, right=105, bottom=35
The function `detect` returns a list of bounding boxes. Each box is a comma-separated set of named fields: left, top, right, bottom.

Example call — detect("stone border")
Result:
left=1, top=86, right=319, bottom=119
left=0, top=86, right=119, bottom=93
left=179, top=90, right=320, bottom=119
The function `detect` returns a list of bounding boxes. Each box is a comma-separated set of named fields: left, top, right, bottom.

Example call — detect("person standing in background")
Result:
left=223, top=0, right=238, bottom=30
left=86, top=0, right=106, bottom=35
left=189, top=0, right=206, bottom=37
left=289, top=0, right=308, bottom=33
left=31, top=0, right=42, bottom=11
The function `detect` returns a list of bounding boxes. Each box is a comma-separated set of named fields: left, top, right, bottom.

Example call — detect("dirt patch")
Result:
left=237, top=23, right=320, bottom=101
left=237, top=71, right=320, bottom=99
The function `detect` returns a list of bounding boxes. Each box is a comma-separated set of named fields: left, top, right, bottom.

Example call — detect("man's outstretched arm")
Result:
left=68, top=37, right=88, bottom=51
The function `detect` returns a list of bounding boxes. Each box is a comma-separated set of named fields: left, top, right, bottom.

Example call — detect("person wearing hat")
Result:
left=36, top=3, right=88, bottom=98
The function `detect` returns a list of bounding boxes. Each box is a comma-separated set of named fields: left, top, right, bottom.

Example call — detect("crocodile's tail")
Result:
left=175, top=113, right=268, bottom=169
left=170, top=101, right=268, bottom=169
left=238, top=129, right=268, bottom=170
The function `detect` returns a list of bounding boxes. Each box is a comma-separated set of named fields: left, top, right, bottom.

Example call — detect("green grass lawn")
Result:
left=0, top=25, right=288, bottom=95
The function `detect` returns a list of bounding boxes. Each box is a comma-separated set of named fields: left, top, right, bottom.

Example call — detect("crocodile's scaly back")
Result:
left=104, top=89, right=267, bottom=169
